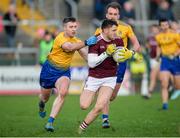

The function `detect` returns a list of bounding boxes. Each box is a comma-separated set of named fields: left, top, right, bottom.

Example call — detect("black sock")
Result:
left=39, top=101, right=45, bottom=111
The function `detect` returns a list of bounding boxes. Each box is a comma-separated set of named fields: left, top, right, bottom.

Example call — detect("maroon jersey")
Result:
left=147, top=34, right=158, bottom=58
left=88, top=34, right=124, bottom=78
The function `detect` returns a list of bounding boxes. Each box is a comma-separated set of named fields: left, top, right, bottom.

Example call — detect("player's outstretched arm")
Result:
left=78, top=47, right=88, bottom=61
left=62, top=36, right=97, bottom=52
left=62, top=42, right=84, bottom=52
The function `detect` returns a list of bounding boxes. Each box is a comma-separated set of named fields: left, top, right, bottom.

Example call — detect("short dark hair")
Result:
left=105, top=2, right=121, bottom=14
left=101, top=19, right=118, bottom=30
left=159, top=18, right=169, bottom=25
left=63, top=17, right=76, bottom=24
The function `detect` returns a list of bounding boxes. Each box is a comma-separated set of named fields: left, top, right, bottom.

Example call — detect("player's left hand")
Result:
left=133, top=52, right=143, bottom=62
left=84, top=36, right=97, bottom=46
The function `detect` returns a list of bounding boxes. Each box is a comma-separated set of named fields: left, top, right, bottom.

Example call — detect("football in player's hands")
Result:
left=112, top=47, right=127, bottom=63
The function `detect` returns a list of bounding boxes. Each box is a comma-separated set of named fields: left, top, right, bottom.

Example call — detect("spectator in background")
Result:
left=154, top=0, right=175, bottom=21
left=120, top=0, right=135, bottom=25
left=94, top=0, right=109, bottom=20
left=38, top=30, right=53, bottom=66
left=146, top=24, right=160, bottom=98
left=149, top=0, right=174, bottom=19
left=64, top=0, right=80, bottom=17
left=0, top=14, right=3, bottom=33
left=3, top=4, right=19, bottom=48
left=34, top=28, right=45, bottom=48
left=112, top=0, right=127, bottom=6
left=52, top=28, right=60, bottom=39
left=149, top=0, right=161, bottom=19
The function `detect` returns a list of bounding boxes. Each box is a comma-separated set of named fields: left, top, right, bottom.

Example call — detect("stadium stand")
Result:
left=0, top=0, right=179, bottom=94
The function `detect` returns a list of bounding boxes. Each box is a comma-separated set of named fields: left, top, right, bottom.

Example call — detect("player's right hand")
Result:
left=106, top=44, right=116, bottom=56
left=84, top=36, right=97, bottom=46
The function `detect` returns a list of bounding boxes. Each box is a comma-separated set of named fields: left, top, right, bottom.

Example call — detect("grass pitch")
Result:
left=0, top=93, right=180, bottom=137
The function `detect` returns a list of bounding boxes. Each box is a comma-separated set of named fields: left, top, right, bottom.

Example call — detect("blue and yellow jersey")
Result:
left=94, top=21, right=135, bottom=47
left=47, top=32, right=82, bottom=69
left=155, top=29, right=180, bottom=56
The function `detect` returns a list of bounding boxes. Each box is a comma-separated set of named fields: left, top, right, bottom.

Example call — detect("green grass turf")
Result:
left=0, top=94, right=180, bottom=137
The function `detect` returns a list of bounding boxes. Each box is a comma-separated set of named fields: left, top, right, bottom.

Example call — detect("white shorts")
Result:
left=150, top=59, right=160, bottom=69
left=84, top=76, right=117, bottom=92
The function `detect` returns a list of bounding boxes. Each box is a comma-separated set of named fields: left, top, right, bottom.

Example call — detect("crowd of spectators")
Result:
left=0, top=0, right=179, bottom=68
left=93, top=0, right=176, bottom=22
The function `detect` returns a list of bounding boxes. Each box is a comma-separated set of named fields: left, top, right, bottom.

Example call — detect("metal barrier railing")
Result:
left=1, top=20, right=61, bottom=27
left=0, top=47, right=39, bottom=66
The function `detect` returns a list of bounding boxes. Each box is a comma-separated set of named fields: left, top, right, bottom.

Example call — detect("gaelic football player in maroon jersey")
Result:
left=78, top=19, right=127, bottom=133
left=146, top=24, right=160, bottom=98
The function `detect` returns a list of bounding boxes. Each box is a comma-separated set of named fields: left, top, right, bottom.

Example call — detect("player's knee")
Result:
left=39, top=94, right=49, bottom=102
left=161, top=81, right=168, bottom=89
left=58, top=89, right=68, bottom=98
left=80, top=103, right=89, bottom=110
left=43, top=97, right=49, bottom=102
